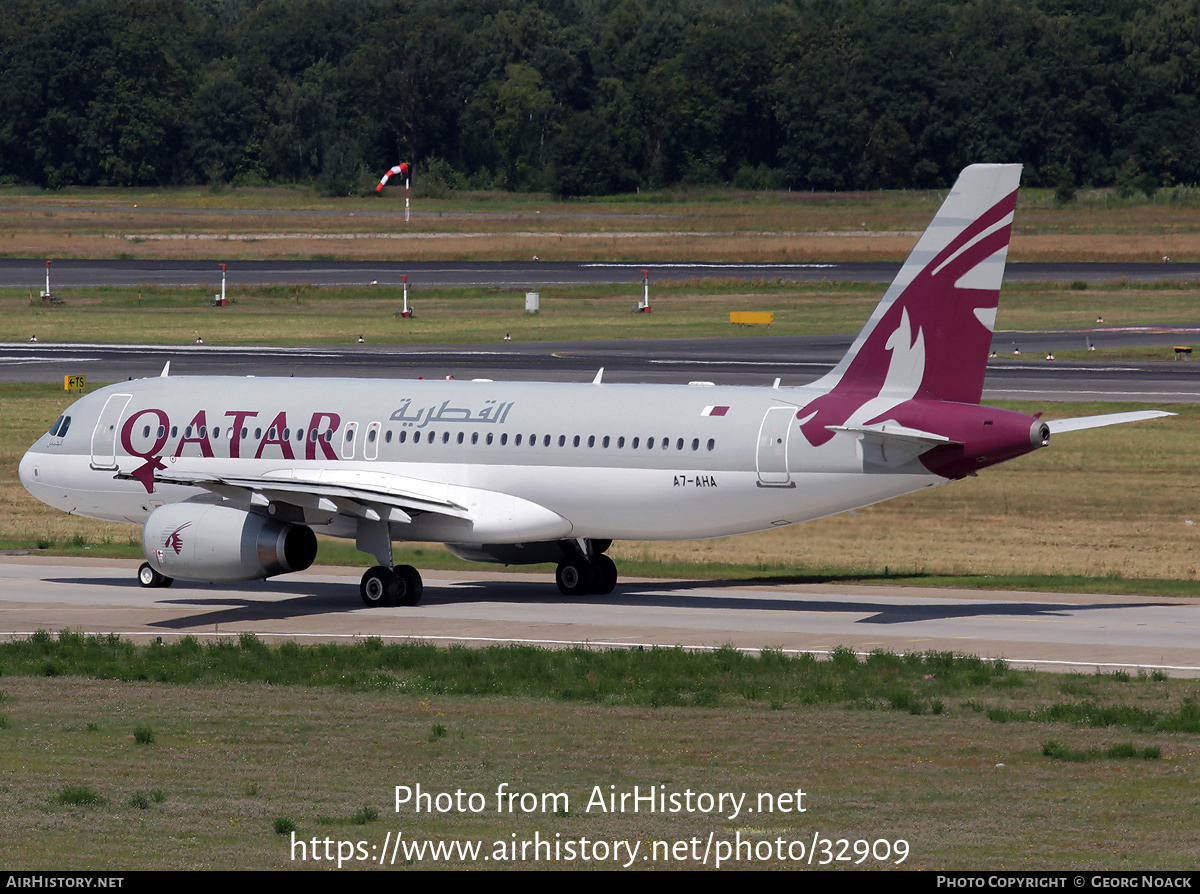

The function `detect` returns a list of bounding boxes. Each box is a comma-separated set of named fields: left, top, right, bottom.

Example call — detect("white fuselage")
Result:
left=20, top=375, right=945, bottom=545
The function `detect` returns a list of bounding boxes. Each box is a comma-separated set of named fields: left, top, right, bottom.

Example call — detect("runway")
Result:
left=4, top=334, right=1200, bottom=401
left=4, top=258, right=1200, bottom=288
left=3, top=557, right=1197, bottom=676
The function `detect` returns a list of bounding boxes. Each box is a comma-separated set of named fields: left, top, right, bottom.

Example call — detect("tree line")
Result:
left=1, top=0, right=1197, bottom=196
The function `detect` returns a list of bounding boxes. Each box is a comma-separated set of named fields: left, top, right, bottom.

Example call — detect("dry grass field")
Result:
left=4, top=280, right=1200, bottom=349
left=0, top=663, right=1197, bottom=869
left=4, top=183, right=1200, bottom=262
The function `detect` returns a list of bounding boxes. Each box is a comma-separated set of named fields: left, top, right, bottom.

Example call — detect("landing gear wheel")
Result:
left=556, top=559, right=595, bottom=597
left=137, top=562, right=173, bottom=588
left=395, top=565, right=424, bottom=606
left=591, top=555, right=618, bottom=595
left=360, top=566, right=399, bottom=607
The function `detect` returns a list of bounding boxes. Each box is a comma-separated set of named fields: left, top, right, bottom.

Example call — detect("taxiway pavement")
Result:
left=2, top=558, right=1196, bottom=676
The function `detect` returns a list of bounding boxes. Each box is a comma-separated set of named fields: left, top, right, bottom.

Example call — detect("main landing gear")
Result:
left=360, top=565, right=423, bottom=608
left=555, top=553, right=618, bottom=597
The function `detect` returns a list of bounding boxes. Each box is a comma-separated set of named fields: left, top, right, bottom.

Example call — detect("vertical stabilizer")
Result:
left=799, top=164, right=1021, bottom=447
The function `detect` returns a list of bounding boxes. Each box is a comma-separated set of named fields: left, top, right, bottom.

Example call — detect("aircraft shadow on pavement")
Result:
left=45, top=573, right=1167, bottom=630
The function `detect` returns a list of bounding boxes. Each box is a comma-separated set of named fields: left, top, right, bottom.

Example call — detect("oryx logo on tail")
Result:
left=797, top=165, right=1021, bottom=447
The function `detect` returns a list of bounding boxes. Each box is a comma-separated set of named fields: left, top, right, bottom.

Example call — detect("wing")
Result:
left=119, top=466, right=471, bottom=524
left=115, top=464, right=573, bottom=555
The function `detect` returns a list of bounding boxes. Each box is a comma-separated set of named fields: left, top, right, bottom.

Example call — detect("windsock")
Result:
left=375, top=162, right=411, bottom=192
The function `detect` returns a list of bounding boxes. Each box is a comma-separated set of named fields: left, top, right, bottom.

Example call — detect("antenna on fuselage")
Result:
left=160, top=361, right=170, bottom=378
left=593, top=367, right=604, bottom=384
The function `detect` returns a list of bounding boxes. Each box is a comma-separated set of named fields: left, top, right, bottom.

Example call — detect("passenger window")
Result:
left=707, top=439, right=715, bottom=451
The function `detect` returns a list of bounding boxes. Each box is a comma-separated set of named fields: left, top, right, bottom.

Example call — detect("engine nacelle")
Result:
left=142, top=503, right=317, bottom=582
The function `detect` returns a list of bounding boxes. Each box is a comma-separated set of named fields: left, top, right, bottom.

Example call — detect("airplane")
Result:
left=18, top=164, right=1172, bottom=607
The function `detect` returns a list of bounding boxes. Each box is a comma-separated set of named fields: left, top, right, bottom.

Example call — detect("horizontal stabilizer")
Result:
left=828, top=421, right=961, bottom=468
left=1045, top=410, right=1175, bottom=434
left=827, top=421, right=960, bottom=447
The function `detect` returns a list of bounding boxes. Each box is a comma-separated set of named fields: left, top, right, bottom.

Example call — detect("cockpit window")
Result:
left=48, top=415, right=71, bottom=437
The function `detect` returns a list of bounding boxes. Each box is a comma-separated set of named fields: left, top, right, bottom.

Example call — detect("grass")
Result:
left=4, top=280, right=885, bottom=345
left=1042, top=740, right=1163, bottom=762
left=4, top=278, right=1200, bottom=347
left=0, top=634, right=1197, bottom=869
left=5, top=181, right=1200, bottom=262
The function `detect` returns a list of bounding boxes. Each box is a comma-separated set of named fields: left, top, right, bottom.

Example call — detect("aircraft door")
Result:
left=90, top=394, right=132, bottom=470
left=756, top=406, right=795, bottom=487
left=364, top=421, right=381, bottom=460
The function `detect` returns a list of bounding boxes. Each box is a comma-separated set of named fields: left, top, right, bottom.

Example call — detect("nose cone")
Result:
left=19, top=446, right=39, bottom=492
left=19, top=445, right=52, bottom=506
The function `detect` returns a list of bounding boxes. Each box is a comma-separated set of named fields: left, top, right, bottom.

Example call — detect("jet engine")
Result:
left=141, top=503, right=317, bottom=582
